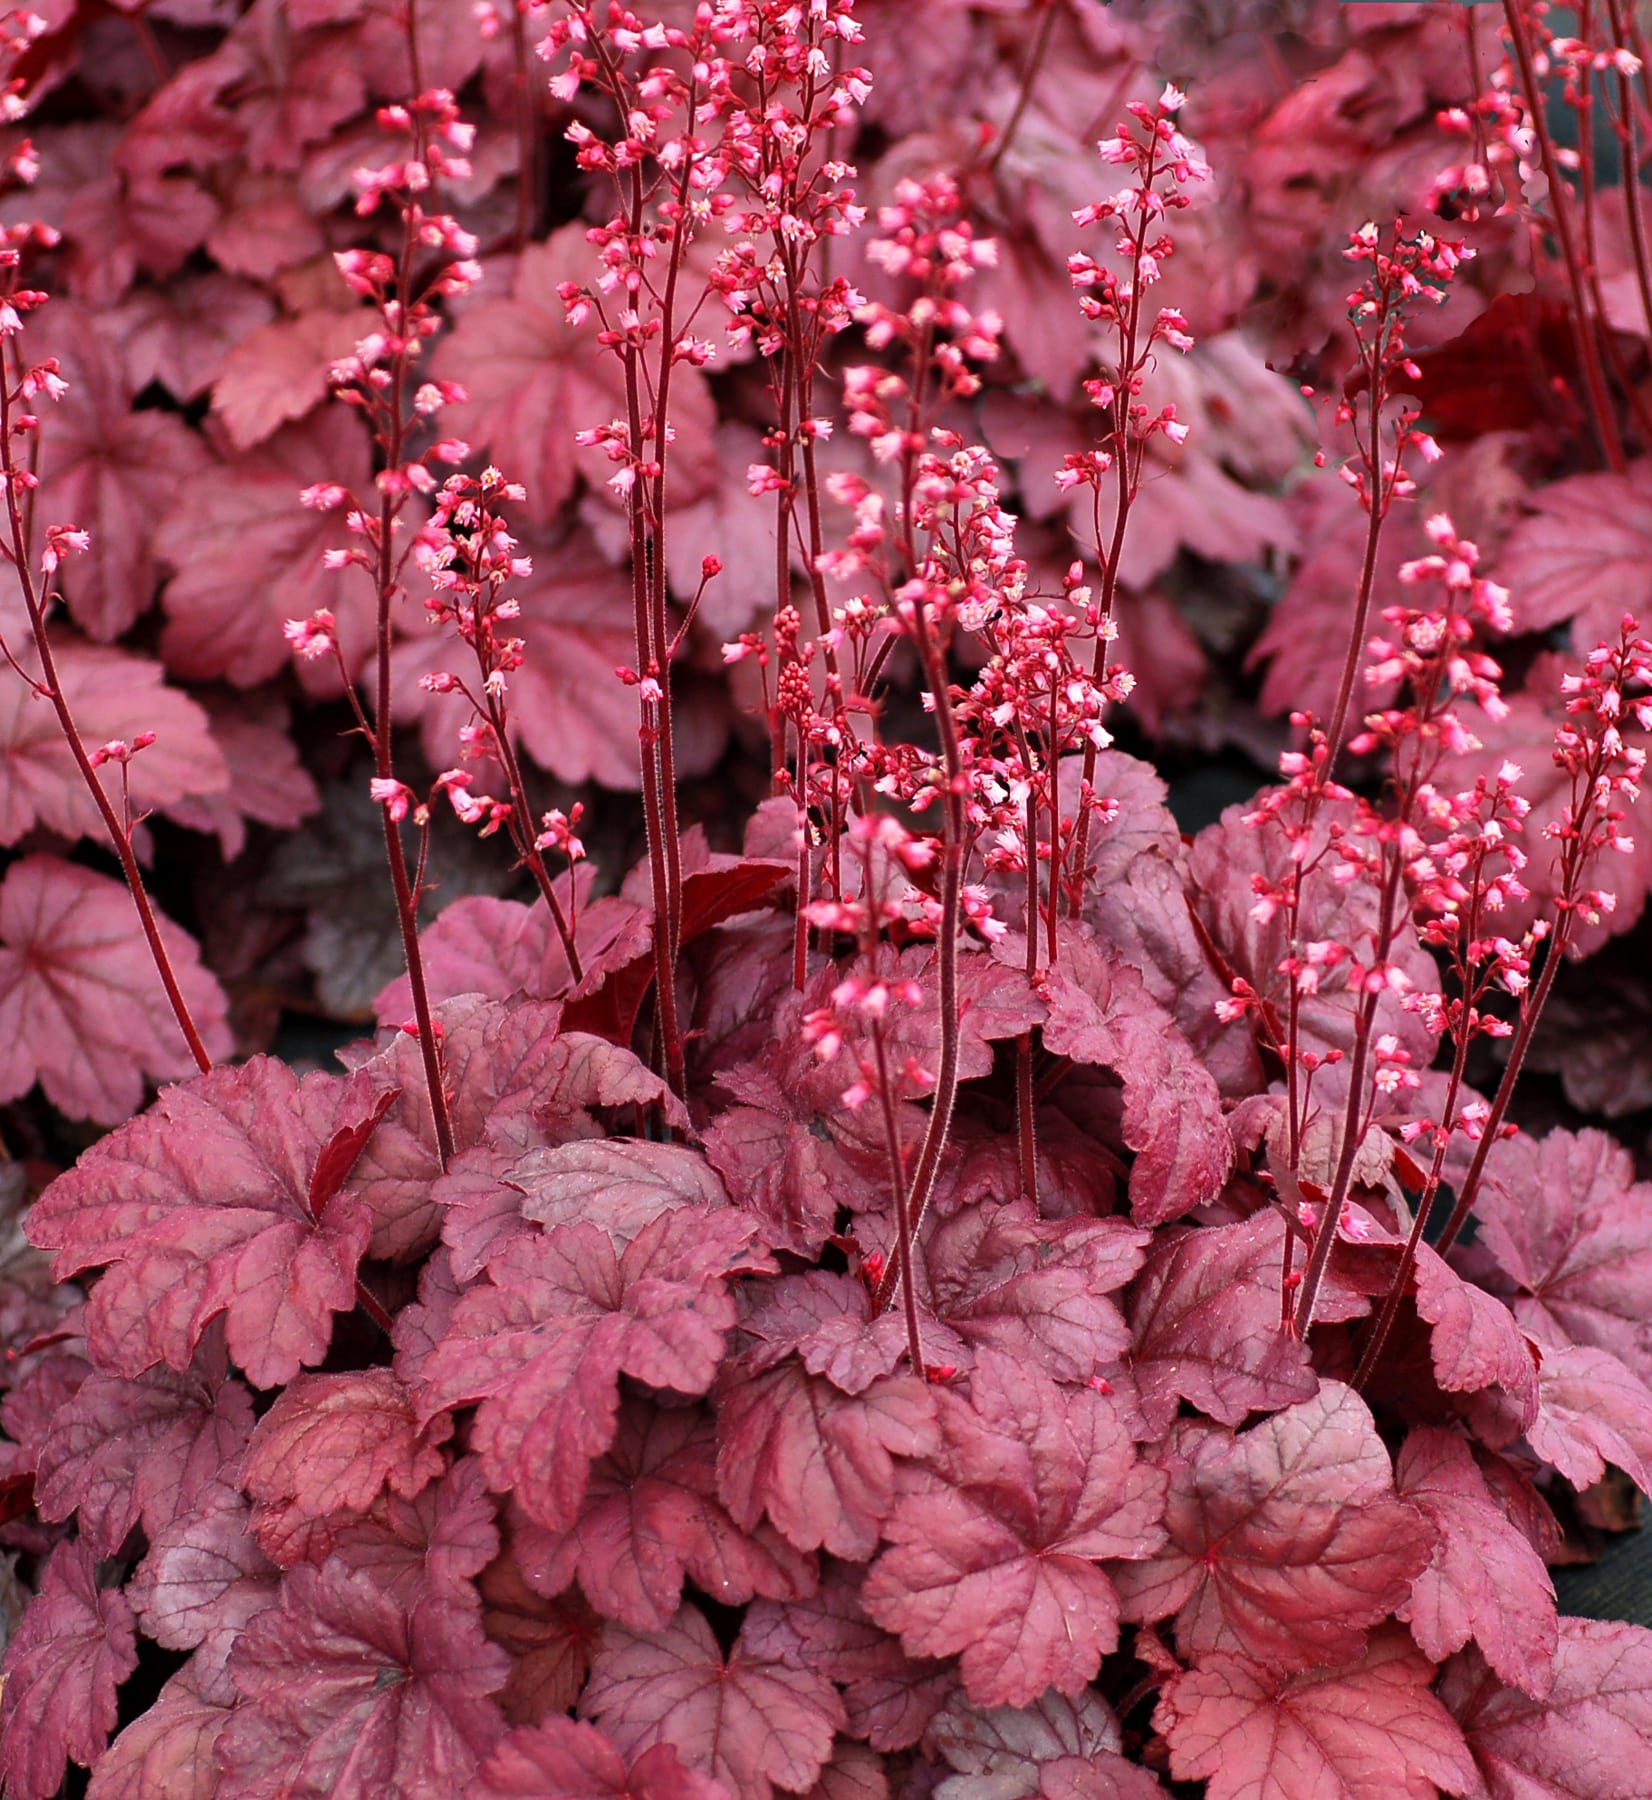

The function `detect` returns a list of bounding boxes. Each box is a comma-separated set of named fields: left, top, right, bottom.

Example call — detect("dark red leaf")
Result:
left=0, top=1540, right=140, bottom=1800
left=217, top=1559, right=509, bottom=1799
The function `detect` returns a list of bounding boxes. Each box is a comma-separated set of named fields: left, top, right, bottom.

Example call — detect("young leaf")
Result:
left=419, top=1210, right=764, bottom=1529
left=1442, top=1617, right=1652, bottom=1798
left=478, top=1717, right=732, bottom=1800
left=26, top=1060, right=389, bottom=1388
left=0, top=1539, right=140, bottom=1800
left=580, top=1601, right=844, bottom=1800
left=1116, top=1382, right=1429, bottom=1671
left=1155, top=1626, right=1477, bottom=1800
left=861, top=1351, right=1167, bottom=1708
left=1394, top=1426, right=1558, bottom=1697
left=217, top=1559, right=509, bottom=1800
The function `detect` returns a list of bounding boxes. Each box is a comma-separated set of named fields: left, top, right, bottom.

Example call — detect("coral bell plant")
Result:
left=7, top=1, right=1652, bottom=1797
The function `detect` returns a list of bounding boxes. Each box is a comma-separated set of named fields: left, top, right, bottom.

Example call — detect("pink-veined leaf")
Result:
left=0, top=854, right=233, bottom=1124
left=0, top=639, right=228, bottom=848
left=512, top=1397, right=815, bottom=1632
left=580, top=1601, right=845, bottom=1800
left=26, top=1059, right=394, bottom=1387
left=0, top=1539, right=140, bottom=1800
left=1125, top=1214, right=1319, bottom=1438
left=715, top=1358, right=939, bottom=1562
left=1155, top=1626, right=1478, bottom=1800
left=1115, top=1382, right=1430, bottom=1671
left=1395, top=1426, right=1558, bottom=1696
left=1475, top=1126, right=1652, bottom=1386
left=34, top=1332, right=255, bottom=1554
left=1039, top=927, right=1233, bottom=1224
left=478, top=1716, right=733, bottom=1800
left=861, top=1351, right=1167, bottom=1708
left=1442, top=1617, right=1652, bottom=1799
left=418, top=1209, right=766, bottom=1529
left=216, top=1558, right=509, bottom=1800
left=242, top=1368, right=454, bottom=1546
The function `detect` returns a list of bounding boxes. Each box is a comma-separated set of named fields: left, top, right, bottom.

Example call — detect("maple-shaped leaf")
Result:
left=928, top=1685, right=1163, bottom=1800
left=918, top=1198, right=1149, bottom=1385
left=22, top=303, right=213, bottom=639
left=1442, top=1617, right=1652, bottom=1798
left=1394, top=1427, right=1557, bottom=1697
left=514, top=1397, right=815, bottom=1632
left=1155, top=1626, right=1478, bottom=1800
left=861, top=1351, right=1167, bottom=1708
left=1039, top=927, right=1232, bottom=1225
left=1474, top=1127, right=1652, bottom=1386
left=580, top=1601, right=845, bottom=1800
left=157, top=409, right=376, bottom=690
left=434, top=229, right=715, bottom=527
left=419, top=1209, right=764, bottom=1529
left=0, top=1539, right=140, bottom=1800
left=479, top=1551, right=601, bottom=1728
left=0, top=638, right=228, bottom=848
left=242, top=1368, right=454, bottom=1549
left=510, top=1139, right=731, bottom=1246
left=479, top=1717, right=732, bottom=1800
left=715, top=1358, right=939, bottom=1561
left=1494, top=458, right=1652, bottom=651
left=210, top=308, right=362, bottom=450
left=86, top=1662, right=230, bottom=1800
left=1413, top=1242, right=1538, bottom=1404
left=739, top=1567, right=950, bottom=1754
left=26, top=1059, right=393, bottom=1387
left=217, top=1557, right=509, bottom=1800
left=0, top=854, right=234, bottom=1125
left=1126, top=1214, right=1319, bottom=1438
left=1524, top=1341, right=1652, bottom=1495
left=127, top=1478, right=281, bottom=1660
left=192, top=3, right=367, bottom=171
left=109, top=272, right=277, bottom=403
left=735, top=1271, right=911, bottom=1397
left=1115, top=1382, right=1430, bottom=1671
left=163, top=693, right=321, bottom=861
left=800, top=1739, right=889, bottom=1800
left=35, top=1331, right=255, bottom=1554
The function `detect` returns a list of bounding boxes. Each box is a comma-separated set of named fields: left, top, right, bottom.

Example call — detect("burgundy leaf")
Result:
left=1413, top=1243, right=1538, bottom=1404
left=210, top=308, right=363, bottom=450
left=0, top=1540, right=140, bottom=1800
left=861, top=1351, right=1167, bottom=1707
left=86, top=1663, right=230, bottom=1800
left=26, top=1060, right=387, bottom=1387
left=1475, top=1127, right=1652, bottom=1385
left=715, top=1360, right=939, bottom=1560
left=513, top=1398, right=815, bottom=1632
left=736, top=1271, right=910, bottom=1396
left=1394, top=1427, right=1557, bottom=1697
left=419, top=1209, right=764, bottom=1528
left=511, top=1139, right=731, bottom=1245
left=162, top=693, right=321, bottom=860
left=800, top=1739, right=889, bottom=1800
left=478, top=1717, right=732, bottom=1800
left=0, top=641, right=228, bottom=848
left=740, top=1567, right=950, bottom=1753
left=478, top=1554, right=601, bottom=1728
left=928, top=1685, right=1161, bottom=1800
left=1115, top=1382, right=1430, bottom=1671
left=1155, top=1626, right=1477, bottom=1800
left=127, top=1479, right=280, bottom=1658
left=217, top=1559, right=509, bottom=1800
left=920, top=1198, right=1148, bottom=1384
left=580, top=1601, right=845, bottom=1800
left=242, top=1369, right=454, bottom=1544
left=35, top=1337, right=255, bottom=1553
left=1039, top=928, right=1233, bottom=1224
left=1443, top=1617, right=1652, bottom=1798
left=1126, top=1214, right=1319, bottom=1437
left=0, top=855, right=233, bottom=1125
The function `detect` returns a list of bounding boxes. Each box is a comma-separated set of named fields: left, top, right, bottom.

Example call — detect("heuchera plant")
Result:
left=5, top=1, right=1652, bottom=1796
